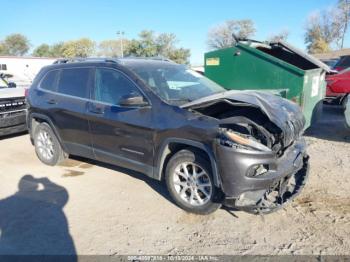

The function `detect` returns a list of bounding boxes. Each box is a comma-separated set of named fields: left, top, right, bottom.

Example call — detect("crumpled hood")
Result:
left=182, top=90, right=305, bottom=134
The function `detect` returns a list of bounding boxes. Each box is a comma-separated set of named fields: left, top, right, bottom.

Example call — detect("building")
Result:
left=0, top=56, right=56, bottom=88
left=313, top=49, right=350, bottom=60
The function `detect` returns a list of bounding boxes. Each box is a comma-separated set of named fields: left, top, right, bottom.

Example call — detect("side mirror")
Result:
left=8, top=82, right=16, bottom=88
left=119, top=94, right=148, bottom=107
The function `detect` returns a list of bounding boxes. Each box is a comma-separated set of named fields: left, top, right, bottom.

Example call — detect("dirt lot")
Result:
left=0, top=104, right=349, bottom=256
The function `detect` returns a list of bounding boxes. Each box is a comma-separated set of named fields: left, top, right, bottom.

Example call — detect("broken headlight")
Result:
left=220, top=130, right=272, bottom=152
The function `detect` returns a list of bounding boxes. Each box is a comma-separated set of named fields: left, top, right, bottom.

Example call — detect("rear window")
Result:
left=40, top=70, right=59, bottom=91
left=57, top=68, right=91, bottom=98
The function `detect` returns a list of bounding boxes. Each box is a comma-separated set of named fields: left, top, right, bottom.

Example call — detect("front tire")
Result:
left=34, top=122, right=67, bottom=166
left=165, top=149, right=222, bottom=215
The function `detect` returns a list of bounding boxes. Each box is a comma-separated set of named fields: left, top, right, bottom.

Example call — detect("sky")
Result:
left=0, top=0, right=342, bottom=65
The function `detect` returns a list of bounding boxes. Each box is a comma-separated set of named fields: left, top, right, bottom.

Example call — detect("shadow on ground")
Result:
left=68, top=155, right=174, bottom=205
left=305, top=104, right=350, bottom=143
left=0, top=175, right=76, bottom=260
left=0, top=131, right=28, bottom=141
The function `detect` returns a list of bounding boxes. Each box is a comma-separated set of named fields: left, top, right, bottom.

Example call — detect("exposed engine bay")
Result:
left=183, top=91, right=305, bottom=154
left=193, top=99, right=283, bottom=153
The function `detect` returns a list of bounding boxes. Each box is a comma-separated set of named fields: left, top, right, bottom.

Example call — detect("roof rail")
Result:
left=53, top=58, right=119, bottom=64
left=147, top=56, right=173, bottom=62
left=120, top=56, right=175, bottom=63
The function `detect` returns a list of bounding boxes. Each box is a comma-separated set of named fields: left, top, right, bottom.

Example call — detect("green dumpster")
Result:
left=204, top=40, right=330, bottom=128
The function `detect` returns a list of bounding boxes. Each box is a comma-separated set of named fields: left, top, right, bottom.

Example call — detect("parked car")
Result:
left=27, top=58, right=309, bottom=215
left=0, top=74, right=27, bottom=137
left=333, top=55, right=350, bottom=72
left=325, top=68, right=350, bottom=106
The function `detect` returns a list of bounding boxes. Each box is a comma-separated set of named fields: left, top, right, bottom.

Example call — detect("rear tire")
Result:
left=165, top=149, right=222, bottom=215
left=34, top=122, right=67, bottom=166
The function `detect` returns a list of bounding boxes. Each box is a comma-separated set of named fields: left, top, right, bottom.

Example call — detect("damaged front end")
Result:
left=183, top=91, right=309, bottom=214
left=233, top=155, right=309, bottom=214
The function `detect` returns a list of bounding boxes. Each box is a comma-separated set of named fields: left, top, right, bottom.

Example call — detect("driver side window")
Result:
left=94, top=68, right=142, bottom=105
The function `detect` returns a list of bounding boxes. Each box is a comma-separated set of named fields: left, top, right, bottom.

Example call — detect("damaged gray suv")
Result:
left=27, top=58, right=309, bottom=215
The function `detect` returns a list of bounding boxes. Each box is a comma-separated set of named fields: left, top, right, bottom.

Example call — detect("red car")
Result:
left=326, top=69, right=350, bottom=104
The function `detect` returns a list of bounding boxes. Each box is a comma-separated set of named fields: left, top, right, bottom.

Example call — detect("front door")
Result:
left=88, top=67, right=154, bottom=175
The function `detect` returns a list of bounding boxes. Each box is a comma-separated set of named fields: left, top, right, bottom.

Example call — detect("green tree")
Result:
left=0, top=43, right=5, bottom=55
left=304, top=10, right=343, bottom=53
left=98, top=39, right=129, bottom=57
left=268, top=30, right=289, bottom=42
left=207, top=19, right=256, bottom=49
left=32, top=44, right=51, bottom=57
left=61, top=38, right=95, bottom=58
left=167, top=48, right=191, bottom=64
left=126, top=30, right=190, bottom=64
left=49, top=42, right=64, bottom=57
left=32, top=42, right=64, bottom=58
left=308, top=38, right=331, bottom=54
left=127, top=30, right=158, bottom=57
left=1, top=34, right=30, bottom=56
left=156, top=33, right=177, bottom=56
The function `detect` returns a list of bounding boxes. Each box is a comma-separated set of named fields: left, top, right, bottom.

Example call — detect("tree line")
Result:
left=0, top=30, right=191, bottom=64
left=2, top=1, right=350, bottom=63
left=304, top=0, right=350, bottom=53
left=206, top=19, right=290, bottom=50
left=207, top=0, right=350, bottom=54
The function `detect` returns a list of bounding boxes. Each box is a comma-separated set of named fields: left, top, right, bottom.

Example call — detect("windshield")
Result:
left=128, top=63, right=225, bottom=105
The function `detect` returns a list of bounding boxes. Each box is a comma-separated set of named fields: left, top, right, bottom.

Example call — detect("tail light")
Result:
left=24, top=88, right=29, bottom=97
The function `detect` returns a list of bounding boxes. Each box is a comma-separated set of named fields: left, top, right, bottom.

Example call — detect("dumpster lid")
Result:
left=270, top=41, right=331, bottom=73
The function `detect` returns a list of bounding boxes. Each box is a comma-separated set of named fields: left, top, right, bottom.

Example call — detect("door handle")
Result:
left=88, top=105, right=104, bottom=114
left=46, top=99, right=57, bottom=105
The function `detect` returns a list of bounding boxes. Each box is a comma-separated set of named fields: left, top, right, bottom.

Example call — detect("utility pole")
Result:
left=116, top=31, right=125, bottom=58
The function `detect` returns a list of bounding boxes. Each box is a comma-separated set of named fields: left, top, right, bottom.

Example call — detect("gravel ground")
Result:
left=0, top=104, right=349, bottom=255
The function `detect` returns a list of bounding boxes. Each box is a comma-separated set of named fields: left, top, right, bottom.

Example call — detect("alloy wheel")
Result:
left=173, top=162, right=212, bottom=206
left=36, top=130, right=54, bottom=161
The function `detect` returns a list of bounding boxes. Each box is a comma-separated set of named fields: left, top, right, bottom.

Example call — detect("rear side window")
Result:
left=40, top=70, right=59, bottom=91
left=57, top=68, right=91, bottom=98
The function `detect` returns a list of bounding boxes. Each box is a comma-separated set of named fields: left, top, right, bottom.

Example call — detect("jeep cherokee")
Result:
left=27, top=58, right=309, bottom=215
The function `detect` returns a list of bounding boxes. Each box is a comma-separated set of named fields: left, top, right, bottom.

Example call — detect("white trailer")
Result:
left=0, top=56, right=56, bottom=88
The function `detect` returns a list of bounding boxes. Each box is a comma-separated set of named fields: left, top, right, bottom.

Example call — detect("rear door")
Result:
left=88, top=67, right=154, bottom=174
left=48, top=67, right=94, bottom=158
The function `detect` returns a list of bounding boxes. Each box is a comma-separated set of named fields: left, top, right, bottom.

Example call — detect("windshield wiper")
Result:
left=167, top=98, right=193, bottom=102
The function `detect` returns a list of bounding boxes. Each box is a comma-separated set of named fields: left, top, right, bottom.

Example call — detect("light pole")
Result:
left=116, top=31, right=125, bottom=58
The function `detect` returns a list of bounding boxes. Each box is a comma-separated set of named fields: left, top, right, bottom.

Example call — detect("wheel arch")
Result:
left=155, top=138, right=221, bottom=187
left=28, top=113, right=67, bottom=152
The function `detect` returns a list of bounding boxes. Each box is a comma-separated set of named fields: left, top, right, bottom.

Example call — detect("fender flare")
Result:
left=154, top=138, right=221, bottom=187
left=28, top=113, right=67, bottom=152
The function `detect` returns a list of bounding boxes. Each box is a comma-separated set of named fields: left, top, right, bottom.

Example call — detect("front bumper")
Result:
left=0, top=110, right=27, bottom=137
left=215, top=137, right=308, bottom=198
